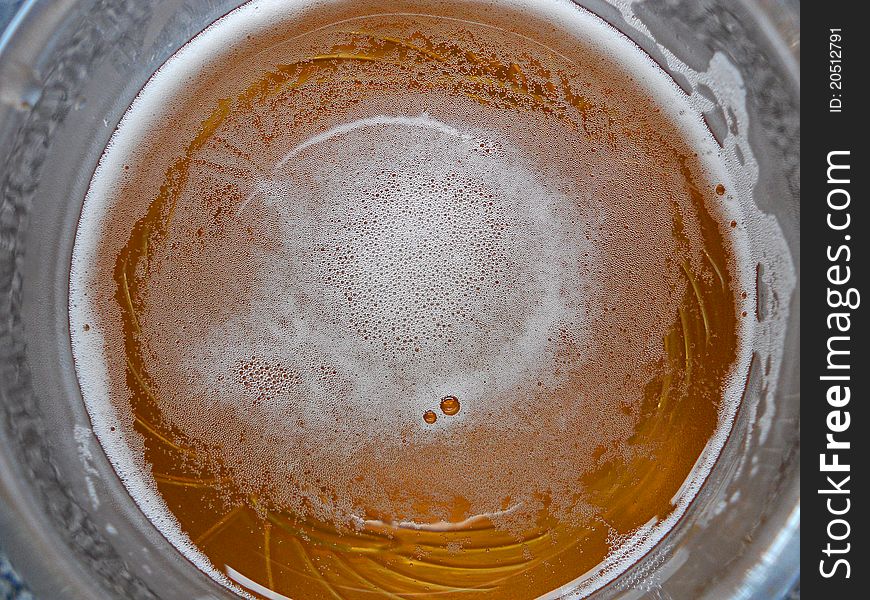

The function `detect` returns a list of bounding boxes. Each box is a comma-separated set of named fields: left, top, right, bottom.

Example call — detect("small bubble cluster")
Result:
left=235, top=357, right=301, bottom=403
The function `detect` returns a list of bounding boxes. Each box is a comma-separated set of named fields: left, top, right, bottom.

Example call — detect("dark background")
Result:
left=0, top=0, right=821, bottom=598
left=802, top=1, right=865, bottom=598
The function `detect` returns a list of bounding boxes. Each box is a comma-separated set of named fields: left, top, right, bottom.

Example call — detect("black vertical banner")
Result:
left=803, top=2, right=867, bottom=597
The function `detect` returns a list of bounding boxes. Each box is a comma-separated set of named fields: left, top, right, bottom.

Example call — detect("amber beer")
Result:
left=70, top=0, right=750, bottom=598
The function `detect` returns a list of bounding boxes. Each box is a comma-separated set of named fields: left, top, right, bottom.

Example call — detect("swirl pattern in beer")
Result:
left=70, top=1, right=753, bottom=598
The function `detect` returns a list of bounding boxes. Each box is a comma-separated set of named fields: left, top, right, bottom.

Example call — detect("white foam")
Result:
left=176, top=112, right=589, bottom=441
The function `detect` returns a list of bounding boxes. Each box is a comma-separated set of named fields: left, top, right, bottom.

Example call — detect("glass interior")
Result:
left=0, top=1, right=798, bottom=598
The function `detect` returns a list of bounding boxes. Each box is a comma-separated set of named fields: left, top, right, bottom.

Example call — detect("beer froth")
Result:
left=70, top=1, right=755, bottom=598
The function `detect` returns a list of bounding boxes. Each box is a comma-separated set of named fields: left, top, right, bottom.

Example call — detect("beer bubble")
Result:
left=440, top=395, right=461, bottom=416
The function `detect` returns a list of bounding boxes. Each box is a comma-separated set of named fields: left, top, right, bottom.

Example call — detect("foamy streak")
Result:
left=226, top=566, right=294, bottom=600
left=67, top=0, right=792, bottom=598
left=275, top=113, right=478, bottom=167
left=363, top=501, right=521, bottom=532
